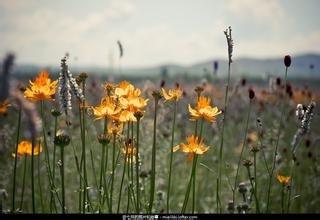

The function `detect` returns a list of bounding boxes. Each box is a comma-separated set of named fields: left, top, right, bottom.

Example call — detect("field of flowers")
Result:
left=0, top=27, right=319, bottom=214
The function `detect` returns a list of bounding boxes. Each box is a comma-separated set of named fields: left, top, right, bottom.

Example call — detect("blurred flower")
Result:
left=161, top=85, right=183, bottom=102
left=277, top=174, right=291, bottom=186
left=188, top=96, right=221, bottom=122
left=24, top=71, right=57, bottom=101
left=0, top=99, right=10, bottom=115
left=114, top=81, right=135, bottom=97
left=173, top=135, right=209, bottom=158
left=13, top=140, right=42, bottom=158
left=122, top=140, right=136, bottom=163
left=107, top=120, right=124, bottom=135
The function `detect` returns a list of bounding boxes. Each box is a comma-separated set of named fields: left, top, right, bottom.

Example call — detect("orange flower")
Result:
left=277, top=174, right=291, bottom=186
left=0, top=99, right=10, bottom=115
left=92, top=97, right=121, bottom=120
left=114, top=81, right=135, bottom=98
left=161, top=86, right=183, bottom=101
left=173, top=135, right=209, bottom=160
left=13, top=140, right=42, bottom=158
left=24, top=71, right=58, bottom=101
left=188, top=96, right=221, bottom=122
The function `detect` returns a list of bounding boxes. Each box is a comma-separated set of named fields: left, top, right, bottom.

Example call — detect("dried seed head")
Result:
left=224, top=26, right=234, bottom=63
left=134, top=111, right=144, bottom=120
left=242, top=159, right=253, bottom=167
left=284, top=55, right=291, bottom=67
left=194, top=86, right=204, bottom=97
left=296, top=104, right=304, bottom=120
left=248, top=88, right=255, bottom=100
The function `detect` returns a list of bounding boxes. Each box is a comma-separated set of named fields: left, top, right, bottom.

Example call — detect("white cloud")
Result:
left=226, top=0, right=286, bottom=29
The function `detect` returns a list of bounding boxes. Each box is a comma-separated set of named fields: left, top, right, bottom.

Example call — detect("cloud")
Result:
left=225, top=0, right=286, bottom=29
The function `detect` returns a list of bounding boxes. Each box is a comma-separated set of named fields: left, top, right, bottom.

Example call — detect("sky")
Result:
left=0, top=0, right=319, bottom=68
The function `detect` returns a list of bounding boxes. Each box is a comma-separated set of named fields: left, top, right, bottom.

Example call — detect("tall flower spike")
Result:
left=58, top=57, right=72, bottom=115
left=58, top=57, right=85, bottom=115
left=224, top=26, right=234, bottom=63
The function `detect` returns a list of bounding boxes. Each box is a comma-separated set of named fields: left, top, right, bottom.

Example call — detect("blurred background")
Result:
left=0, top=0, right=319, bottom=79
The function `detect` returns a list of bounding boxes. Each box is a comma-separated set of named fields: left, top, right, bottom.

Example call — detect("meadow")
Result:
left=0, top=28, right=319, bottom=214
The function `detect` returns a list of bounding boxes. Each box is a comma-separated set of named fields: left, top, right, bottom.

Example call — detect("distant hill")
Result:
left=11, top=53, right=320, bottom=79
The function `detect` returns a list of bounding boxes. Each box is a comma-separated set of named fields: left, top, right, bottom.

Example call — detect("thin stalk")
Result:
left=37, top=146, right=44, bottom=212
left=148, top=96, right=159, bottom=213
left=110, top=134, right=117, bottom=213
left=166, top=101, right=177, bottom=213
left=287, top=159, right=295, bottom=213
left=78, top=104, right=83, bottom=212
left=218, top=61, right=231, bottom=213
left=253, top=151, right=260, bottom=213
left=266, top=67, right=288, bottom=213
left=281, top=185, right=285, bottom=213
left=40, top=101, right=55, bottom=212
left=31, top=140, right=35, bottom=213
left=60, top=146, right=65, bottom=214
left=12, top=108, right=21, bottom=212
left=99, top=141, right=106, bottom=212
left=181, top=154, right=198, bottom=213
left=50, top=116, right=58, bottom=213
left=245, top=166, right=260, bottom=213
left=233, top=101, right=251, bottom=205
left=117, top=144, right=128, bottom=213
left=136, top=118, right=141, bottom=213
left=99, top=118, right=108, bottom=213
left=193, top=119, right=204, bottom=213
left=19, top=155, right=27, bottom=211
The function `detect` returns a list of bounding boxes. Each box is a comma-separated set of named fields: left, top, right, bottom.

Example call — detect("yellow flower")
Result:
left=107, top=120, right=124, bottom=135
left=161, top=86, right=183, bottom=101
left=24, top=71, right=58, bottom=101
left=122, top=141, right=136, bottom=163
left=188, top=96, right=221, bottom=122
left=277, top=174, right=291, bottom=186
left=92, top=97, right=121, bottom=120
left=114, top=81, right=135, bottom=97
left=173, top=135, right=209, bottom=159
left=13, top=140, right=42, bottom=158
left=0, top=99, right=10, bottom=115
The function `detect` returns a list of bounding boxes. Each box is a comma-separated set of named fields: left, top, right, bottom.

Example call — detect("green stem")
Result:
left=50, top=116, right=58, bottom=213
left=233, top=101, right=251, bottom=206
left=181, top=154, right=198, bottom=213
left=117, top=144, right=128, bottom=213
left=19, top=155, right=27, bottom=211
left=12, top=108, right=21, bottom=213
left=253, top=151, right=260, bottom=213
left=110, top=134, right=117, bottom=213
left=266, top=67, right=288, bottom=213
left=60, top=146, right=65, bottom=214
left=31, top=140, right=35, bottom=213
left=218, top=61, right=231, bottom=213
left=281, top=185, right=285, bottom=213
left=99, top=142, right=106, bottom=213
left=136, top=118, right=141, bottom=213
left=148, top=97, right=159, bottom=213
left=246, top=166, right=259, bottom=213
left=167, top=101, right=177, bottom=213
left=37, top=145, right=44, bottom=213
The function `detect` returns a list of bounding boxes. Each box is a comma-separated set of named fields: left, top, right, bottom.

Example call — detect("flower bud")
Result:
left=248, top=88, right=255, bottom=100
left=97, top=133, right=111, bottom=145
left=51, top=109, right=62, bottom=117
left=284, top=55, right=291, bottom=67
left=242, top=159, right=253, bottom=167
left=238, top=182, right=247, bottom=194
left=54, top=132, right=70, bottom=147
